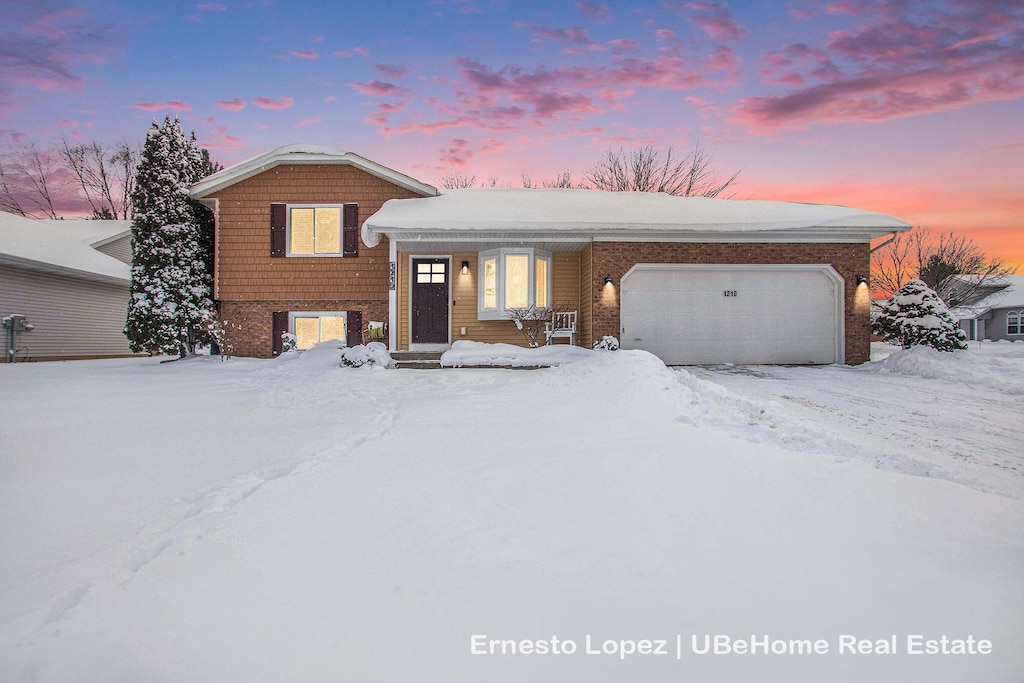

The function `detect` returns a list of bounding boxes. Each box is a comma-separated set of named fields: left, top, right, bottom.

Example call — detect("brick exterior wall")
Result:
left=220, top=299, right=388, bottom=358
left=590, top=242, right=872, bottom=364
left=207, top=163, right=425, bottom=357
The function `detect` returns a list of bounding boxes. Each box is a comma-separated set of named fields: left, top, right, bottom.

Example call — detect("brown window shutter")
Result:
left=272, top=311, right=289, bottom=356
left=346, top=311, right=363, bottom=347
left=343, top=203, right=359, bottom=257
left=270, top=203, right=287, bottom=257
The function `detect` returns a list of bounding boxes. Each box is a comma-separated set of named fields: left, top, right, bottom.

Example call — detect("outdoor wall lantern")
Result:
left=856, top=276, right=868, bottom=286
left=461, top=261, right=470, bottom=275
left=604, top=275, right=613, bottom=285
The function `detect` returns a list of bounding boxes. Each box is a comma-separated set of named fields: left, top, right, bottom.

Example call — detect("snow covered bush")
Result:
left=280, top=332, right=297, bottom=353
left=341, top=342, right=395, bottom=368
left=505, top=305, right=555, bottom=348
left=592, top=335, right=620, bottom=351
left=872, top=279, right=967, bottom=352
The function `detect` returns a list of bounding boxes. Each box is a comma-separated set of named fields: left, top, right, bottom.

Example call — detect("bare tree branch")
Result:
left=871, top=225, right=1016, bottom=306
left=586, top=143, right=741, bottom=197
left=0, top=158, right=27, bottom=216
left=18, top=144, right=62, bottom=219
left=439, top=171, right=476, bottom=189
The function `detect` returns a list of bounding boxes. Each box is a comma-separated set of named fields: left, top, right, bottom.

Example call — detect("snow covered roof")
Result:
left=953, top=276, right=1024, bottom=318
left=189, top=144, right=439, bottom=199
left=362, top=188, right=910, bottom=247
left=0, top=211, right=131, bottom=283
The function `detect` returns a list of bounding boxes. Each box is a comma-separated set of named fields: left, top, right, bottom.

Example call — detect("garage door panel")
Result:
left=621, top=266, right=842, bottom=365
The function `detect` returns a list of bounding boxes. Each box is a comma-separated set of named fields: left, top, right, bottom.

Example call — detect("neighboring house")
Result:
left=190, top=144, right=910, bottom=365
left=0, top=211, right=133, bottom=362
left=951, top=275, right=1024, bottom=342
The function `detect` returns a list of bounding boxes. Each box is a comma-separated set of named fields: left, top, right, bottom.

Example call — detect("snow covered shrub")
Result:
left=280, top=332, right=297, bottom=353
left=872, top=279, right=967, bottom=352
left=207, top=313, right=240, bottom=360
left=341, top=342, right=395, bottom=368
left=505, top=305, right=555, bottom=348
left=593, top=335, right=620, bottom=351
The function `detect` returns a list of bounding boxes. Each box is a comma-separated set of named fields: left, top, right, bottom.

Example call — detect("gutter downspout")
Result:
left=870, top=232, right=899, bottom=254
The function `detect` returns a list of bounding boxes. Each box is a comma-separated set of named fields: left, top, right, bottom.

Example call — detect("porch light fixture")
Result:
left=604, top=275, right=613, bottom=285
left=461, top=261, right=470, bottom=275
left=856, top=276, right=868, bottom=286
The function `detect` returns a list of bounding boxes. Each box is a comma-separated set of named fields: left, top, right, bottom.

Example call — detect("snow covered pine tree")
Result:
left=125, top=117, right=217, bottom=357
left=872, top=279, right=968, bottom=352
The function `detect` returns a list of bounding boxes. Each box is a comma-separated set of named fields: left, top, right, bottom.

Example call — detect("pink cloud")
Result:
left=735, top=0, right=1024, bottom=130
left=294, top=117, right=321, bottom=127
left=575, top=2, right=613, bottom=23
left=0, top=4, right=117, bottom=107
left=133, top=100, right=192, bottom=111
left=198, top=3, right=226, bottom=11
left=216, top=98, right=246, bottom=111
left=333, top=50, right=353, bottom=58
left=375, top=63, right=409, bottom=79
left=353, top=46, right=369, bottom=56
left=351, top=80, right=411, bottom=96
left=203, top=125, right=243, bottom=151
left=654, top=28, right=677, bottom=41
left=438, top=138, right=473, bottom=166
left=292, top=50, right=318, bottom=60
left=515, top=22, right=596, bottom=47
left=310, top=36, right=324, bottom=43
left=679, top=1, right=747, bottom=41
left=252, top=96, right=294, bottom=110
left=607, top=38, right=639, bottom=50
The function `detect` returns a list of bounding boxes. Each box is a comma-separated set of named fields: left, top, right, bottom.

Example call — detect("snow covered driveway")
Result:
left=1, top=347, right=1023, bottom=682
left=684, top=342, right=1024, bottom=500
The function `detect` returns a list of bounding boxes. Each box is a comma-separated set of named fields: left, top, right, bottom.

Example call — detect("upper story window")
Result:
left=1008, top=311, right=1021, bottom=335
left=478, top=248, right=552, bottom=320
left=270, top=202, right=358, bottom=258
left=289, top=206, right=342, bottom=255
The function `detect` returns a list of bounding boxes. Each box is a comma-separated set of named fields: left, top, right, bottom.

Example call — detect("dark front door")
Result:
left=411, top=258, right=449, bottom=344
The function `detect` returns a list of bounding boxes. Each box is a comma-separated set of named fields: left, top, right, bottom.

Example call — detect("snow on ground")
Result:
left=1, top=347, right=1022, bottom=682
left=685, top=341, right=1024, bottom=500
left=440, top=339, right=594, bottom=366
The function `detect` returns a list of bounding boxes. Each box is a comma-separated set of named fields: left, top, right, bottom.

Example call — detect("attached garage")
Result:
left=620, top=264, right=844, bottom=365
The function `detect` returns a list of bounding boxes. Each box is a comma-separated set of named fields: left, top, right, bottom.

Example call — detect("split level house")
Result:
left=0, top=211, right=133, bottom=362
left=189, top=144, right=911, bottom=365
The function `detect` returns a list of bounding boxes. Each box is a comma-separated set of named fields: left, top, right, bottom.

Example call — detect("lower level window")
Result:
left=291, top=312, right=347, bottom=350
left=1008, top=311, right=1021, bottom=335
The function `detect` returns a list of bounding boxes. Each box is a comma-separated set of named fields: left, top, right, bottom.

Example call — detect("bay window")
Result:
left=477, top=248, right=552, bottom=320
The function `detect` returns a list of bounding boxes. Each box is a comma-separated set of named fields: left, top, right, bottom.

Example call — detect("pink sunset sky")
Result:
left=2, top=0, right=1022, bottom=267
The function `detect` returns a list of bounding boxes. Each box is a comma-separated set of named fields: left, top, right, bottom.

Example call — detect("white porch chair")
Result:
left=545, top=311, right=577, bottom=346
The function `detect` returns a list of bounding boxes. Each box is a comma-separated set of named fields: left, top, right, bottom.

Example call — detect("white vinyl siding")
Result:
left=0, top=265, right=132, bottom=360
left=93, top=234, right=133, bottom=265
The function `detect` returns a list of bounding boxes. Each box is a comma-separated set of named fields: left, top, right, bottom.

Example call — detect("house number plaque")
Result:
left=723, top=290, right=738, bottom=297
left=389, top=261, right=397, bottom=290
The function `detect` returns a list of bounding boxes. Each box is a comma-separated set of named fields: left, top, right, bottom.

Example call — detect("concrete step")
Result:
left=391, top=351, right=444, bottom=369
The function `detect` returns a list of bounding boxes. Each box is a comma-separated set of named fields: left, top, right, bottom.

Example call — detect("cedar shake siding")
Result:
left=206, top=164, right=422, bottom=357
left=589, top=242, right=872, bottom=365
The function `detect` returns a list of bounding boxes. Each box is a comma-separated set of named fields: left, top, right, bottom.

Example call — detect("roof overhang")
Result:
left=363, top=188, right=912, bottom=249
left=0, top=253, right=129, bottom=286
left=189, top=144, right=439, bottom=200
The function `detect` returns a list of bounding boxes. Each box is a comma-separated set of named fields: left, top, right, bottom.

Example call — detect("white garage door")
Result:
left=620, top=264, right=843, bottom=365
